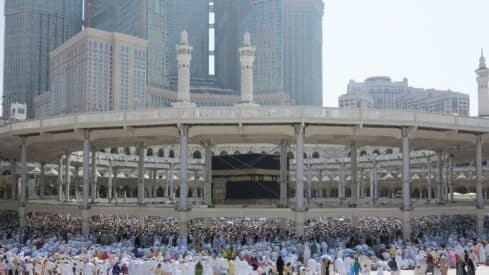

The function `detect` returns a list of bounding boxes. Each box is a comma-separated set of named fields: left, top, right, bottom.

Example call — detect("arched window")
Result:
left=304, top=153, right=308, bottom=159
left=220, top=151, right=228, bottom=156
left=347, top=151, right=352, bottom=158
left=360, top=151, right=367, bottom=157
left=99, top=149, right=106, bottom=153
left=312, top=152, right=320, bottom=159
left=233, top=151, right=241, bottom=155
left=158, top=149, right=164, bottom=157
left=386, top=149, right=393, bottom=155
left=193, top=151, right=202, bottom=159
left=110, top=147, right=118, bottom=154
left=373, top=149, right=381, bottom=156
left=146, top=148, right=154, bottom=156
left=125, top=147, right=131, bottom=155
left=169, top=150, right=175, bottom=158
left=287, top=152, right=294, bottom=159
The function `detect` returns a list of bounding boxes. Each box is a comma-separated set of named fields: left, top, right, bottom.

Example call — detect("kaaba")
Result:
left=212, top=153, right=284, bottom=200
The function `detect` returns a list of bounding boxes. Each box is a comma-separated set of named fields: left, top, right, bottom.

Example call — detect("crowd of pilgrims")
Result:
left=0, top=211, right=487, bottom=274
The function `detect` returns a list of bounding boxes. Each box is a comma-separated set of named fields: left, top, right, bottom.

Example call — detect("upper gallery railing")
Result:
left=2, top=106, right=489, bottom=136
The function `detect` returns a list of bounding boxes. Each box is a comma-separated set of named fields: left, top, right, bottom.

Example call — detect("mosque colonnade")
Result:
left=1, top=106, right=489, bottom=239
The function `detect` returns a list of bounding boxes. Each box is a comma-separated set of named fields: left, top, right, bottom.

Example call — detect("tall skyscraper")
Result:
left=3, top=0, right=83, bottom=118
left=215, top=0, right=324, bottom=106
left=167, top=0, right=210, bottom=83
left=85, top=0, right=210, bottom=94
left=214, top=0, right=252, bottom=94
left=86, top=0, right=168, bottom=91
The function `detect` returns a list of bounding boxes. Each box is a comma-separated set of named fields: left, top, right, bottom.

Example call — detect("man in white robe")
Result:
left=335, top=257, right=345, bottom=275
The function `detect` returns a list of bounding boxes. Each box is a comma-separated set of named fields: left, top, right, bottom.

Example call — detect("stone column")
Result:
left=39, top=163, right=45, bottom=199
left=58, top=157, right=63, bottom=201
left=204, top=142, right=213, bottom=205
left=81, top=130, right=91, bottom=234
left=179, top=125, right=189, bottom=211
left=339, top=162, right=345, bottom=201
left=138, top=216, right=145, bottom=228
left=443, top=157, right=449, bottom=202
left=369, top=170, right=374, bottom=203
left=449, top=157, right=454, bottom=202
left=90, top=149, right=97, bottom=203
left=307, top=164, right=312, bottom=202
left=373, top=160, right=378, bottom=202
left=294, top=124, right=305, bottom=212
left=178, top=211, right=189, bottom=240
left=427, top=158, right=432, bottom=204
left=82, top=130, right=91, bottom=210
left=192, top=170, right=198, bottom=199
left=113, top=167, right=118, bottom=202
left=351, top=215, right=359, bottom=228
left=10, top=159, right=17, bottom=200
left=279, top=139, right=288, bottom=207
left=64, top=153, right=71, bottom=201
left=163, top=169, right=168, bottom=198
left=20, top=137, right=27, bottom=204
left=476, top=135, right=484, bottom=209
left=295, top=211, right=305, bottom=238
left=137, top=142, right=145, bottom=205
left=401, top=128, right=411, bottom=210
left=438, top=152, right=444, bottom=203
left=359, top=169, right=364, bottom=199
left=168, top=163, right=175, bottom=199
left=107, top=160, right=113, bottom=202
left=153, top=169, right=157, bottom=201
left=401, top=211, right=412, bottom=241
left=350, top=142, right=358, bottom=206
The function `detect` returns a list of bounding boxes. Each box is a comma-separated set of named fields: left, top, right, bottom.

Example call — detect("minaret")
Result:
left=237, top=32, right=257, bottom=106
left=173, top=30, right=195, bottom=108
left=476, top=48, right=489, bottom=117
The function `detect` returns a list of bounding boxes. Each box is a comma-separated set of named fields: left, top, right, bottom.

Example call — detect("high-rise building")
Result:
left=167, top=0, right=210, bottom=84
left=85, top=0, right=168, bottom=90
left=214, top=0, right=252, bottom=94
left=338, top=77, right=470, bottom=116
left=3, top=0, right=83, bottom=118
left=215, top=0, right=324, bottom=106
left=85, top=0, right=210, bottom=96
left=34, top=28, right=148, bottom=117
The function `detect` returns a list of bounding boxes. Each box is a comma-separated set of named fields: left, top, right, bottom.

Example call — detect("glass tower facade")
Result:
left=167, top=0, right=210, bottom=83
left=214, top=0, right=252, bottom=94
left=215, top=0, right=323, bottom=106
left=86, top=0, right=210, bottom=93
left=3, top=0, right=83, bottom=118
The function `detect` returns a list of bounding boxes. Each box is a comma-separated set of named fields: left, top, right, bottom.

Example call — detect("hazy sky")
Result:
left=324, top=0, right=489, bottom=116
left=0, top=0, right=488, bottom=116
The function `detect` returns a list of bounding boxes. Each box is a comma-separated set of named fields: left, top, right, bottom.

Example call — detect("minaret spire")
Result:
left=480, top=48, right=487, bottom=69
left=476, top=49, right=489, bottom=117
left=173, top=29, right=195, bottom=108
left=236, top=32, right=258, bottom=107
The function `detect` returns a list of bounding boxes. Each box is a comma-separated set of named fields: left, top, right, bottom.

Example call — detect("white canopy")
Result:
left=29, top=167, right=41, bottom=175
left=47, top=168, right=59, bottom=176
left=116, top=172, right=127, bottom=179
